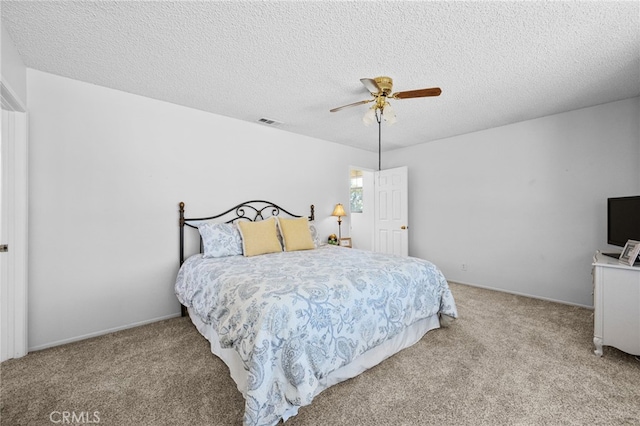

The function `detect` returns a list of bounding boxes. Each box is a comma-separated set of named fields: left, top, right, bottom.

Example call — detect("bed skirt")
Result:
left=188, top=307, right=443, bottom=422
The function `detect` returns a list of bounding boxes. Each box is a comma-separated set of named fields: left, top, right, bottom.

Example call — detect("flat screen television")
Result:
left=608, top=196, right=640, bottom=247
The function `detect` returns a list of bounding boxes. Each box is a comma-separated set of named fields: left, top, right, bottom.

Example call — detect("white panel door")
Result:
left=374, top=166, right=408, bottom=256
left=1, top=94, right=28, bottom=361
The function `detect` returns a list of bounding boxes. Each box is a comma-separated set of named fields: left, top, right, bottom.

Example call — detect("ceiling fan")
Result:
left=330, top=76, right=441, bottom=125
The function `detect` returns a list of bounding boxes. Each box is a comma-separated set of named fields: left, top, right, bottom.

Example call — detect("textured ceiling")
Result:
left=2, top=1, right=639, bottom=152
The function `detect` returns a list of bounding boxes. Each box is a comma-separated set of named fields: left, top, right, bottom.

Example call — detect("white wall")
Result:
left=23, top=66, right=640, bottom=348
left=27, top=69, right=376, bottom=350
left=1, top=25, right=27, bottom=106
left=385, top=97, right=640, bottom=307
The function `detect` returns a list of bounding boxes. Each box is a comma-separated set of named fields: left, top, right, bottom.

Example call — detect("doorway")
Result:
left=348, top=166, right=374, bottom=251
left=348, top=165, right=409, bottom=255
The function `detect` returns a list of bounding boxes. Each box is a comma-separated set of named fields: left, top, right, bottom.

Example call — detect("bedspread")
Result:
left=175, top=246, right=457, bottom=426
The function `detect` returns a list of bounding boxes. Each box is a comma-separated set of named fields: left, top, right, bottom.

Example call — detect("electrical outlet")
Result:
left=461, top=263, right=467, bottom=271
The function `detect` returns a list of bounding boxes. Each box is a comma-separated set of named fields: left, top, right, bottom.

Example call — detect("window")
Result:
left=350, top=169, right=363, bottom=213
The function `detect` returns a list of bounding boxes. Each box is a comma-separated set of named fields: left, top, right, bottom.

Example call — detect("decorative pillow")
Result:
left=237, top=217, right=282, bottom=257
left=278, top=217, right=315, bottom=252
left=198, top=222, right=243, bottom=258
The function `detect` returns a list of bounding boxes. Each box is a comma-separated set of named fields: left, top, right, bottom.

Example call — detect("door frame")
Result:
left=1, top=80, right=28, bottom=361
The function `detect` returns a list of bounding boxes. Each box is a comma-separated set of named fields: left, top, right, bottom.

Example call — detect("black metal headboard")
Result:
left=178, top=200, right=315, bottom=266
left=177, top=200, right=314, bottom=317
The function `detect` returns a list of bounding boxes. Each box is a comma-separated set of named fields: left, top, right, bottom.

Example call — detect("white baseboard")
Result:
left=449, top=280, right=594, bottom=310
left=27, top=282, right=592, bottom=353
left=28, top=312, right=182, bottom=352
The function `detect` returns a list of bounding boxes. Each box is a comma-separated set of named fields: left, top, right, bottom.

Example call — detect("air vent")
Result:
left=257, top=117, right=283, bottom=126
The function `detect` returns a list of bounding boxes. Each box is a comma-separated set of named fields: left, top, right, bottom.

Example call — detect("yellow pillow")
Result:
left=237, top=217, right=282, bottom=257
left=278, top=217, right=315, bottom=252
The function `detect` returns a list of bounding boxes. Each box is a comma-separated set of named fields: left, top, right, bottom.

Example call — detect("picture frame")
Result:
left=339, top=237, right=352, bottom=248
left=619, top=239, right=640, bottom=266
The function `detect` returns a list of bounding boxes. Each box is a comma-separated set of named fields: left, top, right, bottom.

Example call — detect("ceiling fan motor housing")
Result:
left=374, top=76, right=393, bottom=96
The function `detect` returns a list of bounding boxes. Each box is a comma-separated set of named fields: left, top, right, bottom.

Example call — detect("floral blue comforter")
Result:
left=175, top=246, right=457, bottom=426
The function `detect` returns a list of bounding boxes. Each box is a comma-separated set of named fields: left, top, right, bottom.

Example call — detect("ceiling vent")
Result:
left=257, top=117, right=283, bottom=126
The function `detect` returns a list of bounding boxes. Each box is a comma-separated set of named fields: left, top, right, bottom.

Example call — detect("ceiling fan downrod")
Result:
left=377, top=109, right=382, bottom=171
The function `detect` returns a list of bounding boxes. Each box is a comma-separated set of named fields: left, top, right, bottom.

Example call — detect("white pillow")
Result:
left=198, top=222, right=243, bottom=258
left=308, top=223, right=321, bottom=248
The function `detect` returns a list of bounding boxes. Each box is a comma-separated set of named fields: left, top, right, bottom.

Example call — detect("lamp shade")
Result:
left=332, top=203, right=346, bottom=217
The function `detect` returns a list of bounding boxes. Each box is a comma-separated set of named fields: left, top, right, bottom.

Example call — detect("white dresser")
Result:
left=592, top=252, right=640, bottom=356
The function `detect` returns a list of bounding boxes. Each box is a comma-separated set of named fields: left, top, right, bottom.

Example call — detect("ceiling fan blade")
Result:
left=329, top=99, right=372, bottom=113
left=360, top=78, right=380, bottom=94
left=392, top=87, right=442, bottom=99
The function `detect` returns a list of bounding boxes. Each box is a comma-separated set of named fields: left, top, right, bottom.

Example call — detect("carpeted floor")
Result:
left=2, top=282, right=639, bottom=426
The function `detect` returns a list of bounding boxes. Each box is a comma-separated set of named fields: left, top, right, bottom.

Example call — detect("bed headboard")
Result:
left=178, top=200, right=315, bottom=266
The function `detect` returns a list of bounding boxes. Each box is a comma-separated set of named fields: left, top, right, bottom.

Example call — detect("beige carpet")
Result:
left=2, top=282, right=639, bottom=426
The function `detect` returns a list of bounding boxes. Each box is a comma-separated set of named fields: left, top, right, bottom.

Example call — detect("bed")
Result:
left=175, top=200, right=457, bottom=426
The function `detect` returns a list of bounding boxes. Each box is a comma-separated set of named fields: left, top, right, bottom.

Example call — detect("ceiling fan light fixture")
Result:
left=362, top=107, right=376, bottom=126
left=383, top=102, right=397, bottom=125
